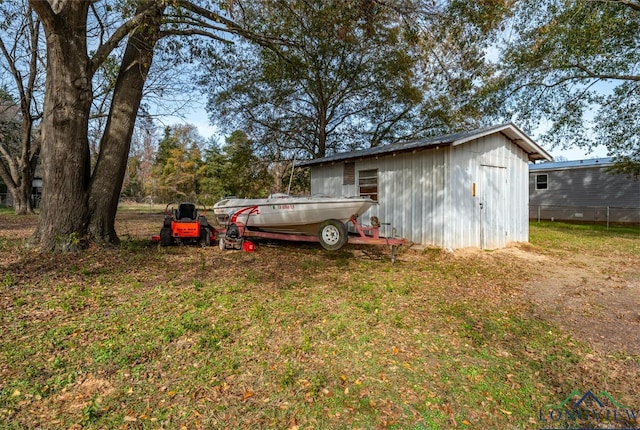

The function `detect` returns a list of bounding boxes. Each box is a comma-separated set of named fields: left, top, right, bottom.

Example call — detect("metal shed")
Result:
left=297, top=123, right=552, bottom=249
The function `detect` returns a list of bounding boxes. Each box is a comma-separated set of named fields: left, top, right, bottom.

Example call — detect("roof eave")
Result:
left=295, top=143, right=450, bottom=168
left=452, top=123, right=553, bottom=162
left=296, top=123, right=553, bottom=167
left=529, top=159, right=615, bottom=171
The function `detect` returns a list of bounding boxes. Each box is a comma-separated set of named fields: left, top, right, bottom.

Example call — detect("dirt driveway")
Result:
left=520, top=247, right=640, bottom=355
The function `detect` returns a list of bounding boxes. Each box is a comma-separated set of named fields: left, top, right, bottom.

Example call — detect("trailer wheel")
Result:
left=159, top=227, right=172, bottom=246
left=200, top=228, right=211, bottom=246
left=318, top=219, right=348, bottom=251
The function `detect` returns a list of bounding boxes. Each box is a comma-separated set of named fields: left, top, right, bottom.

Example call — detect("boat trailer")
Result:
left=217, top=215, right=406, bottom=262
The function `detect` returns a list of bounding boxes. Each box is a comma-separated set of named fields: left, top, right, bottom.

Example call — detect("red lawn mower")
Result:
left=153, top=202, right=215, bottom=246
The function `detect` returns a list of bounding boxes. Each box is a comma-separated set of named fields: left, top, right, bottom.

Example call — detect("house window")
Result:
left=343, top=162, right=355, bottom=185
left=359, top=169, right=378, bottom=201
left=535, top=174, right=548, bottom=190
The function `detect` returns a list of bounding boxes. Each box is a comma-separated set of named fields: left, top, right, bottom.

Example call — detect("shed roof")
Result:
left=529, top=157, right=613, bottom=171
left=296, top=123, right=552, bottom=167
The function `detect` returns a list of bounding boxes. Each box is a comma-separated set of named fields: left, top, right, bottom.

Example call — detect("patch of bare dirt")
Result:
left=53, top=375, right=114, bottom=414
left=523, top=252, right=640, bottom=355
left=462, top=244, right=640, bottom=356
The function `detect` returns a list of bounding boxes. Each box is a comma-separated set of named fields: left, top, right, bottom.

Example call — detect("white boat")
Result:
left=213, top=194, right=375, bottom=236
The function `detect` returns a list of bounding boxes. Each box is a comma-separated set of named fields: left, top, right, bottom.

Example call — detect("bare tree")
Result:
left=0, top=1, right=43, bottom=214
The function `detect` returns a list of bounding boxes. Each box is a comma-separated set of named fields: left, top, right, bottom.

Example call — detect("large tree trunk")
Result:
left=88, top=2, right=164, bottom=245
left=31, top=2, right=93, bottom=251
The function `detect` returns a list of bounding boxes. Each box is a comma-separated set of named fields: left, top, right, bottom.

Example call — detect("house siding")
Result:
left=529, top=164, right=640, bottom=223
left=530, top=166, right=640, bottom=207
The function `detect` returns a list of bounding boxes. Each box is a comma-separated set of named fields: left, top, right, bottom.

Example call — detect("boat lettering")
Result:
left=273, top=204, right=295, bottom=210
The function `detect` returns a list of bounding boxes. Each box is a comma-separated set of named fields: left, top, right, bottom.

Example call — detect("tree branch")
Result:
left=25, top=9, right=40, bottom=121
left=89, top=2, right=157, bottom=75
left=175, top=0, right=291, bottom=51
left=159, top=28, right=231, bottom=43
left=573, top=62, right=640, bottom=82
left=0, top=38, right=26, bottom=109
left=587, top=0, right=640, bottom=12
left=27, top=0, right=55, bottom=27
left=0, top=140, right=20, bottom=187
left=90, top=2, right=107, bottom=47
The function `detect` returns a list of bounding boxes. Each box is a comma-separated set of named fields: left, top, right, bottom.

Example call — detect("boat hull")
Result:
left=213, top=196, right=374, bottom=235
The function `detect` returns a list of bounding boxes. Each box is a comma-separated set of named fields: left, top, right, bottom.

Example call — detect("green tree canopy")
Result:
left=493, top=0, right=640, bottom=175
left=198, top=130, right=273, bottom=200
left=152, top=124, right=204, bottom=202
left=201, top=0, right=505, bottom=160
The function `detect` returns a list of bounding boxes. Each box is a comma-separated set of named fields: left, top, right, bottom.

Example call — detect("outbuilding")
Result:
left=297, top=123, right=552, bottom=249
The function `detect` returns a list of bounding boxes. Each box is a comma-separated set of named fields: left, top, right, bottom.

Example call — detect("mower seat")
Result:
left=176, top=203, right=197, bottom=221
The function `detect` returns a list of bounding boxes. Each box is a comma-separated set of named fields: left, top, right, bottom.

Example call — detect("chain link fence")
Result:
left=530, top=205, right=640, bottom=226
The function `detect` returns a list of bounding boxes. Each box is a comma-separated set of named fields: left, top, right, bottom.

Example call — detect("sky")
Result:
left=184, top=107, right=610, bottom=163
left=551, top=143, right=608, bottom=161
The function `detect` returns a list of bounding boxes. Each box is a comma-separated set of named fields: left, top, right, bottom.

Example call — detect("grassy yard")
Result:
left=1, top=212, right=639, bottom=429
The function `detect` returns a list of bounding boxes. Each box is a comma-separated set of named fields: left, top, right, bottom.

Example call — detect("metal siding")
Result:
left=308, top=136, right=529, bottom=248
left=448, top=135, right=529, bottom=248
left=480, top=165, right=507, bottom=248
left=513, top=145, right=530, bottom=242
left=449, top=146, right=477, bottom=248
left=310, top=165, right=350, bottom=196
left=352, top=150, right=446, bottom=246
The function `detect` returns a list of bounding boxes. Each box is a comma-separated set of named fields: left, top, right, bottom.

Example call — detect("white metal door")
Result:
left=480, top=165, right=507, bottom=249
